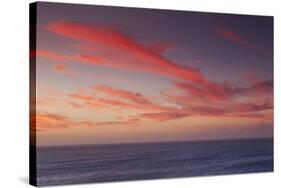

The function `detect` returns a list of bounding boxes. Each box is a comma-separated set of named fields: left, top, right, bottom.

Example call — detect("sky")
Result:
left=31, top=2, right=273, bottom=146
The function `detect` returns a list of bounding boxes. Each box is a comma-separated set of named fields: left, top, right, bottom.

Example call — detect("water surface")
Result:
left=37, top=138, right=273, bottom=186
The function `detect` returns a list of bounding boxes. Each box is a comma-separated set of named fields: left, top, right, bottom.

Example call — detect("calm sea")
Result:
left=36, top=138, right=273, bottom=186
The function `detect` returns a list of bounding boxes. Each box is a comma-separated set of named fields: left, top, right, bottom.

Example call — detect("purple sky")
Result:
left=33, top=2, right=273, bottom=146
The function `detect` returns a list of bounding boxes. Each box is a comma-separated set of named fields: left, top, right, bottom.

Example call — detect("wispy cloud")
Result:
left=69, top=84, right=273, bottom=122
left=46, top=21, right=228, bottom=95
left=52, top=64, right=65, bottom=72
left=67, top=85, right=175, bottom=113
left=30, top=49, right=69, bottom=61
left=35, top=21, right=273, bottom=130
left=32, top=112, right=141, bottom=132
left=213, top=26, right=272, bottom=55
left=140, top=111, right=191, bottom=121
left=174, top=81, right=228, bottom=101
left=95, top=85, right=154, bottom=106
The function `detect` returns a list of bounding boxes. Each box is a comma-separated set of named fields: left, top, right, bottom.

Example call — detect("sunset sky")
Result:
left=32, top=2, right=273, bottom=146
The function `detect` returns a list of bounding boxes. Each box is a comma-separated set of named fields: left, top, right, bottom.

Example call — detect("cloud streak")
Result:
left=213, top=26, right=272, bottom=55
left=53, top=64, right=65, bottom=72
left=46, top=21, right=229, bottom=97
left=68, top=84, right=273, bottom=122
left=35, top=21, right=273, bottom=131
left=67, top=85, right=176, bottom=113
left=30, top=49, right=69, bottom=62
left=33, top=112, right=141, bottom=131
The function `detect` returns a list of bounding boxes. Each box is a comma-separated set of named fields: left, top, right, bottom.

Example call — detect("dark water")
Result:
left=37, top=138, right=273, bottom=186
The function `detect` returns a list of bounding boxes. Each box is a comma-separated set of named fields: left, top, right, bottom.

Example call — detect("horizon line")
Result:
left=35, top=136, right=273, bottom=148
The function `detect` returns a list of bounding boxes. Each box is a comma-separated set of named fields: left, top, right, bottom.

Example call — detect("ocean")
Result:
left=36, top=138, right=273, bottom=186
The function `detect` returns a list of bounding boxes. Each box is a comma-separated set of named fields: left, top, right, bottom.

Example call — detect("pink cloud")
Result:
left=38, top=21, right=273, bottom=123
left=213, top=26, right=272, bottom=55
left=52, top=64, right=65, bottom=72
left=94, top=85, right=152, bottom=105
left=33, top=112, right=141, bottom=131
left=31, top=49, right=69, bottom=61
left=67, top=85, right=175, bottom=113
left=46, top=21, right=227, bottom=95
left=175, top=81, right=228, bottom=101
left=140, top=111, right=191, bottom=121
